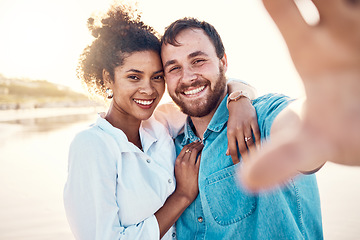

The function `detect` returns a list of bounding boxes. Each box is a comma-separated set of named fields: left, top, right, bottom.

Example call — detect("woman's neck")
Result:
left=105, top=108, right=142, bottom=150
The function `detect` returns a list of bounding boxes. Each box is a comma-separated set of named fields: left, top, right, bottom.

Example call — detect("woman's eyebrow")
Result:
left=126, top=69, right=143, bottom=73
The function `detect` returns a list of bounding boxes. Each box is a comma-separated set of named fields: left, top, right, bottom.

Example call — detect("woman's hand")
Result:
left=174, top=141, right=203, bottom=203
left=227, top=98, right=260, bottom=164
left=155, top=141, right=203, bottom=238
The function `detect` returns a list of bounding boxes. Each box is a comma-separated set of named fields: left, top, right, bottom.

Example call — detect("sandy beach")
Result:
left=0, top=108, right=359, bottom=239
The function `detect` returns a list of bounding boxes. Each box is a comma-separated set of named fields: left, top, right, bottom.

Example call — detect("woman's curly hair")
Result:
left=77, top=4, right=161, bottom=99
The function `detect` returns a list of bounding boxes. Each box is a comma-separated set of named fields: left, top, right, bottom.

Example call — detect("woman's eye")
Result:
left=153, top=75, right=164, bottom=81
left=128, top=75, right=140, bottom=80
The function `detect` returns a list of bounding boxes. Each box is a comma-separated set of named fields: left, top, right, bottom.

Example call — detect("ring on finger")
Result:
left=185, top=149, right=192, bottom=153
left=244, top=137, right=252, bottom=142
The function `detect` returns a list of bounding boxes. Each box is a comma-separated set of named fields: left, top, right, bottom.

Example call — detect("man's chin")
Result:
left=177, top=102, right=213, bottom=118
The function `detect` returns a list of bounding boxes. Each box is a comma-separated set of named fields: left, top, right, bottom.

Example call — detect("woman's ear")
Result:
left=102, top=69, right=112, bottom=87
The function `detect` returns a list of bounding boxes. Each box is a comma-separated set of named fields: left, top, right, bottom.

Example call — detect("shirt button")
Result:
left=172, top=232, right=176, bottom=238
left=146, top=159, right=151, bottom=163
left=197, top=217, right=203, bottom=223
left=168, top=179, right=173, bottom=184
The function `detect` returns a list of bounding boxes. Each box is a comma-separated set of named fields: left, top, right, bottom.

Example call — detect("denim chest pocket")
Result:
left=204, top=164, right=257, bottom=225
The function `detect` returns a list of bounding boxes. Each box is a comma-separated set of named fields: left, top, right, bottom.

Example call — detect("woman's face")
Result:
left=107, top=50, right=165, bottom=122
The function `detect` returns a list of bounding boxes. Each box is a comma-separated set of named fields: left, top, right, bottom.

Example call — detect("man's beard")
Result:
left=170, top=66, right=227, bottom=118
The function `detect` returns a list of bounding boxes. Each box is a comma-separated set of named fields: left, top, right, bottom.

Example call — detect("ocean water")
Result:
left=0, top=113, right=96, bottom=240
left=0, top=112, right=359, bottom=239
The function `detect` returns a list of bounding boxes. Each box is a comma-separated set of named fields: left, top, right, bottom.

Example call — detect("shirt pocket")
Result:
left=204, top=164, right=257, bottom=225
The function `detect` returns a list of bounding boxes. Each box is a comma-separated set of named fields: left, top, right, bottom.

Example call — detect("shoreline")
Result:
left=0, top=106, right=104, bottom=122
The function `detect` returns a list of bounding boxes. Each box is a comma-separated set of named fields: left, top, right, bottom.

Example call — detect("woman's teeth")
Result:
left=134, top=99, right=154, bottom=105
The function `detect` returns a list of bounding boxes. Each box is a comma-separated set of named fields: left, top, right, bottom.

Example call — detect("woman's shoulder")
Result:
left=70, top=127, right=104, bottom=154
left=69, top=122, right=121, bottom=167
left=70, top=120, right=118, bottom=151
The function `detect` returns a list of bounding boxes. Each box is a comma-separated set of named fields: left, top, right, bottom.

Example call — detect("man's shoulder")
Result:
left=253, top=93, right=292, bottom=105
left=253, top=93, right=294, bottom=138
left=253, top=93, right=292, bottom=114
left=174, top=131, right=186, bottom=145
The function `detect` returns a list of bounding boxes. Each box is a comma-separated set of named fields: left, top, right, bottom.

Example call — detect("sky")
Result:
left=0, top=0, right=308, bottom=98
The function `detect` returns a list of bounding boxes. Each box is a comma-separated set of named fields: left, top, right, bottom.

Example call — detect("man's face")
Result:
left=161, top=28, right=227, bottom=118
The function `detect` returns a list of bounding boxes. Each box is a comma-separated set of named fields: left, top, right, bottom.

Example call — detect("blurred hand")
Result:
left=227, top=98, right=261, bottom=164
left=174, top=141, right=203, bottom=202
left=240, top=0, right=360, bottom=191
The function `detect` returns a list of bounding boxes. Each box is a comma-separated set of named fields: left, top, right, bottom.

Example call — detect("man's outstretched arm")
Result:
left=240, top=0, right=360, bottom=191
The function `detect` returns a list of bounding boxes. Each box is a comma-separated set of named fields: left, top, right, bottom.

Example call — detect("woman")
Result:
left=64, top=4, right=258, bottom=240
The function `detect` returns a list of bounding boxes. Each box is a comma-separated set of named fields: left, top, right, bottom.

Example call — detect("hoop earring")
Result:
left=106, top=88, right=113, bottom=99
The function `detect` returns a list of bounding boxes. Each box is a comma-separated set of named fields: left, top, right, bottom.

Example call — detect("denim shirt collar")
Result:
left=181, top=94, right=229, bottom=145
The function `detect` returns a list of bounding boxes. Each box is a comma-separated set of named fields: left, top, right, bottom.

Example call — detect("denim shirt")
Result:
left=174, top=94, right=323, bottom=240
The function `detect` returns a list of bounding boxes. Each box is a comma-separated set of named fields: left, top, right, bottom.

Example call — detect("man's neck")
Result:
left=190, top=92, right=227, bottom=140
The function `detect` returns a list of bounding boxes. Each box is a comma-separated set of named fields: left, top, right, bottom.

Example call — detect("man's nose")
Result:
left=181, top=65, right=197, bottom=84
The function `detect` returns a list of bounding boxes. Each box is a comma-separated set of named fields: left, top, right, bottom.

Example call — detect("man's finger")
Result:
left=262, top=0, right=310, bottom=49
left=239, top=140, right=300, bottom=192
left=312, top=0, right=342, bottom=21
left=239, top=127, right=331, bottom=192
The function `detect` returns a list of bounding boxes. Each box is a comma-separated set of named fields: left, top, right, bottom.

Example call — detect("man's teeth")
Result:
left=184, top=86, right=205, bottom=95
left=134, top=99, right=154, bottom=105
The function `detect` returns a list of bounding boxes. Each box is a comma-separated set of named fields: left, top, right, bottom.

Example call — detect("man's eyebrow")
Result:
left=188, top=51, right=208, bottom=59
left=163, top=51, right=208, bottom=69
left=163, top=60, right=176, bottom=69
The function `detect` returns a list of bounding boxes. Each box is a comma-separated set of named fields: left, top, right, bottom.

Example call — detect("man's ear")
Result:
left=220, top=53, right=228, bottom=73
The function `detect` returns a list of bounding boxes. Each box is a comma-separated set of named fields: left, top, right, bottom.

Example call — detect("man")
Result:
left=160, top=18, right=322, bottom=239
left=240, top=0, right=360, bottom=191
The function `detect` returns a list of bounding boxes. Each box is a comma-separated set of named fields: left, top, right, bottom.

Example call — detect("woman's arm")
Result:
left=226, top=79, right=261, bottom=164
left=227, top=78, right=257, bottom=100
left=154, top=102, right=187, bottom=138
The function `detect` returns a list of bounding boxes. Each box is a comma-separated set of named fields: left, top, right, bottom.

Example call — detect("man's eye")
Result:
left=193, top=59, right=205, bottom=64
left=168, top=66, right=180, bottom=73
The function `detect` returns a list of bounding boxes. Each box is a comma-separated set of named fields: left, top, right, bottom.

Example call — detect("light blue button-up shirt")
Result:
left=174, top=93, right=323, bottom=240
left=64, top=116, right=177, bottom=240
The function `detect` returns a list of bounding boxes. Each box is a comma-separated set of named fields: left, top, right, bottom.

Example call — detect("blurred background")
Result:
left=0, top=0, right=359, bottom=239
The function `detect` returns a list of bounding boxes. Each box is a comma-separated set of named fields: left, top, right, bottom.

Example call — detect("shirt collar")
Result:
left=181, top=94, right=229, bottom=145
left=96, top=115, right=157, bottom=153
left=139, top=117, right=158, bottom=153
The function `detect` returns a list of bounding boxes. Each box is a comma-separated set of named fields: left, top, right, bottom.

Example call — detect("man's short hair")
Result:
left=161, top=17, right=225, bottom=59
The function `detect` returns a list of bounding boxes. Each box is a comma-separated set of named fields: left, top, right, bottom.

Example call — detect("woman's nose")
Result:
left=138, top=80, right=155, bottom=95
